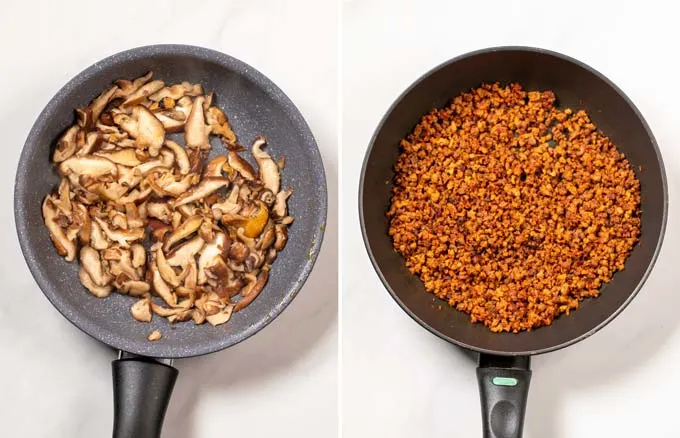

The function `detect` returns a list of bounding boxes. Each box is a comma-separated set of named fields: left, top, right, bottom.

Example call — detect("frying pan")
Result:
left=15, top=44, right=327, bottom=438
left=360, top=47, right=667, bottom=437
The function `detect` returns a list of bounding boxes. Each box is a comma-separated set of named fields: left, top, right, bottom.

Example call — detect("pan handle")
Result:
left=112, top=354, right=178, bottom=438
left=476, top=354, right=531, bottom=438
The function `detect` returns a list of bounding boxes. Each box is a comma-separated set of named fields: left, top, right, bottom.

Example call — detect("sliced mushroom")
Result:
left=109, top=250, right=139, bottom=281
left=88, top=181, right=130, bottom=202
left=147, top=330, right=162, bottom=341
left=151, top=262, right=177, bottom=306
left=259, top=189, right=275, bottom=207
left=79, top=266, right=112, bottom=298
left=173, top=177, right=230, bottom=207
left=59, top=156, right=118, bottom=179
left=134, top=106, right=165, bottom=157
left=228, top=241, right=249, bottom=263
left=227, top=151, right=256, bottom=180
left=131, top=244, right=146, bottom=268
left=185, top=95, right=211, bottom=149
left=192, top=308, right=206, bottom=325
left=80, top=246, right=111, bottom=287
left=80, top=85, right=119, bottom=128
left=156, top=247, right=182, bottom=288
left=125, top=203, right=145, bottom=229
left=251, top=136, right=280, bottom=194
left=245, top=250, right=265, bottom=271
left=94, top=148, right=142, bottom=166
left=78, top=132, right=103, bottom=156
left=206, top=106, right=237, bottom=145
left=122, top=80, right=165, bottom=107
left=116, top=187, right=152, bottom=205
left=164, top=140, right=190, bottom=174
left=274, top=224, right=288, bottom=251
left=114, top=72, right=153, bottom=98
left=234, top=270, right=269, bottom=311
left=42, top=197, right=76, bottom=261
left=146, top=201, right=172, bottom=223
left=273, top=188, right=293, bottom=218
left=206, top=305, right=234, bottom=326
left=197, top=232, right=228, bottom=284
left=149, top=82, right=203, bottom=101
left=89, top=220, right=110, bottom=250
left=73, top=203, right=91, bottom=246
left=163, top=215, right=203, bottom=252
left=183, top=258, right=198, bottom=289
left=130, top=297, right=152, bottom=322
left=155, top=112, right=186, bottom=133
left=203, top=156, right=227, bottom=178
left=53, top=125, right=79, bottom=162
left=93, top=217, right=144, bottom=248
left=258, top=225, right=276, bottom=250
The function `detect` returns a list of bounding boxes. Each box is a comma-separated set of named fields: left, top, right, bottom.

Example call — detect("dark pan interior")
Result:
left=360, top=47, right=667, bottom=355
left=15, top=45, right=327, bottom=358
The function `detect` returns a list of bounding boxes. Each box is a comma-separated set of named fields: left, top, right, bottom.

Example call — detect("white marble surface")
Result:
left=0, top=1, right=338, bottom=437
left=342, top=1, right=680, bottom=437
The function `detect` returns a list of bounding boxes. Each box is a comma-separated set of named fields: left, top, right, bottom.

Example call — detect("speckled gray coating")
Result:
left=15, top=45, right=327, bottom=358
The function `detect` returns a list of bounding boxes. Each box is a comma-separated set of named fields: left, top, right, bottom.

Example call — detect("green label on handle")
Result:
left=492, top=377, right=518, bottom=387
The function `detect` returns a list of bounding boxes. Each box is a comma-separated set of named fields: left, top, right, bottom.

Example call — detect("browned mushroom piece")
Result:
left=227, top=151, right=256, bottom=180
left=121, top=280, right=151, bottom=297
left=130, top=297, right=152, bottom=322
left=133, top=106, right=165, bottom=157
left=206, top=106, right=237, bottom=145
left=53, top=125, right=80, bottom=162
left=79, top=266, right=113, bottom=298
left=80, top=246, right=111, bottom=287
left=93, top=217, right=144, bottom=248
left=156, top=247, right=183, bottom=288
left=173, top=177, right=230, bottom=207
left=122, top=80, right=165, bottom=107
left=77, top=132, right=103, bottom=156
left=165, top=140, right=190, bottom=174
left=42, top=197, right=77, bottom=261
left=114, top=72, right=153, bottom=98
left=273, top=188, right=293, bottom=218
left=94, top=148, right=142, bottom=166
left=151, top=262, right=177, bottom=307
left=163, top=215, right=203, bottom=252
left=274, top=224, right=289, bottom=251
left=146, top=201, right=173, bottom=223
left=79, top=85, right=119, bottom=129
left=251, top=136, right=280, bottom=194
left=197, top=232, right=228, bottom=284
left=205, top=305, right=234, bottom=326
left=203, top=156, right=227, bottom=178
left=185, top=95, right=211, bottom=150
left=149, top=82, right=203, bottom=101
left=228, top=240, right=249, bottom=263
left=147, top=330, right=162, bottom=341
left=258, top=224, right=276, bottom=250
left=59, top=156, right=118, bottom=179
left=234, top=270, right=269, bottom=311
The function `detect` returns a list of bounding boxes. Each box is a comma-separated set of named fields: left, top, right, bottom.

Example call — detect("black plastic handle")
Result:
left=476, top=354, right=531, bottom=438
left=112, top=357, right=179, bottom=438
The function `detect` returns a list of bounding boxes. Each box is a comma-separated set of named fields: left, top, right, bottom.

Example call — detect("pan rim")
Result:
left=358, top=45, right=668, bottom=356
left=15, top=43, right=327, bottom=359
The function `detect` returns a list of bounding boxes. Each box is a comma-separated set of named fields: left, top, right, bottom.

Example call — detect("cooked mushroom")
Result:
left=147, top=330, right=162, bottom=341
left=149, top=82, right=202, bottom=101
left=94, top=148, right=142, bottom=166
left=206, top=305, right=234, bottom=326
left=114, top=72, right=153, bottom=98
left=165, top=140, right=190, bottom=174
left=259, top=225, right=276, bottom=250
left=59, top=156, right=118, bottom=179
left=197, top=232, right=228, bottom=284
left=151, top=262, right=177, bottom=306
left=78, top=132, right=103, bottom=156
left=125, top=203, right=145, bottom=229
left=251, top=136, right=280, bottom=194
left=146, top=201, right=172, bottom=223
left=206, top=106, right=237, bottom=145
left=130, top=298, right=152, bottom=322
left=89, top=220, right=110, bottom=250
left=163, top=215, right=203, bottom=252
left=185, top=95, right=211, bottom=149
left=93, top=217, right=144, bottom=248
left=80, top=246, right=111, bottom=287
left=274, top=224, right=288, bottom=251
left=273, top=188, right=293, bottom=218
left=155, top=112, right=186, bottom=133
left=227, top=151, right=256, bottom=180
left=234, top=270, right=269, bottom=311
left=42, top=197, right=76, bottom=261
left=134, top=106, right=165, bottom=157
left=120, top=280, right=151, bottom=297
left=79, top=266, right=113, bottom=298
left=173, top=177, right=230, bottom=207
left=122, top=80, right=165, bottom=107
left=156, top=247, right=183, bottom=288
left=131, top=244, right=146, bottom=268
left=228, top=241, right=249, bottom=263
left=80, top=86, right=119, bottom=129
left=203, top=156, right=227, bottom=178
left=53, top=125, right=79, bottom=162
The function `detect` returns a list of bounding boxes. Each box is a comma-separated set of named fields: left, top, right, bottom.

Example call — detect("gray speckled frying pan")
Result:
left=14, top=44, right=327, bottom=438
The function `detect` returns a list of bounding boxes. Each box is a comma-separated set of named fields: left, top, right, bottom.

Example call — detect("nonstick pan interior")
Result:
left=15, top=45, right=327, bottom=358
left=360, top=47, right=667, bottom=356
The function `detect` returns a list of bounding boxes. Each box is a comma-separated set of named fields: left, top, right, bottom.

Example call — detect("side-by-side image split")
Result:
left=2, top=0, right=680, bottom=437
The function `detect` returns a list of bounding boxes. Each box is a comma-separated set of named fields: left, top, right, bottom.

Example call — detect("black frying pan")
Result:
left=360, top=47, right=667, bottom=437
left=15, top=45, right=327, bottom=438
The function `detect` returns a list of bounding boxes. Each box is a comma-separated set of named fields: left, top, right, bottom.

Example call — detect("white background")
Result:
left=0, top=1, right=337, bottom=437
left=342, top=1, right=680, bottom=437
